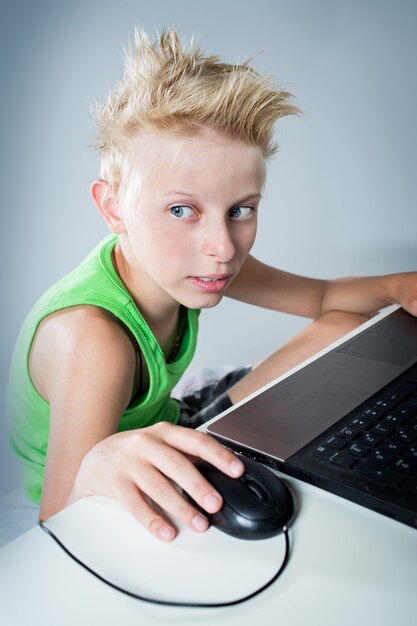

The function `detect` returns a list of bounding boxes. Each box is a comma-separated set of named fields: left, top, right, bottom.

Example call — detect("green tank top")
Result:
left=6, top=234, right=200, bottom=504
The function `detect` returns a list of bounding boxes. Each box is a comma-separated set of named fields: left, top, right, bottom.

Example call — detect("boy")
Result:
left=6, top=28, right=416, bottom=543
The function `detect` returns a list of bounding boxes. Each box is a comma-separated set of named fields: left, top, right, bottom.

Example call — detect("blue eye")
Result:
left=170, top=205, right=194, bottom=218
left=229, top=206, right=253, bottom=219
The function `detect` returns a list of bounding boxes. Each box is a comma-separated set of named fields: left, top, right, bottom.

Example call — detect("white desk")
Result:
left=0, top=470, right=416, bottom=626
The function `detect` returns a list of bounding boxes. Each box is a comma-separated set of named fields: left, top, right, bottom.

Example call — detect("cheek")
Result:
left=248, top=224, right=257, bottom=248
left=143, top=222, right=193, bottom=269
left=236, top=222, right=257, bottom=255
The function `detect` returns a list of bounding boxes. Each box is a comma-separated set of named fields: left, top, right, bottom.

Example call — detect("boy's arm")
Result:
left=32, top=307, right=244, bottom=542
left=34, top=307, right=135, bottom=520
left=227, top=255, right=417, bottom=318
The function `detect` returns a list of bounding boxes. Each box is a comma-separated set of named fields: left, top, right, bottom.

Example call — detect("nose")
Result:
left=203, top=219, right=236, bottom=263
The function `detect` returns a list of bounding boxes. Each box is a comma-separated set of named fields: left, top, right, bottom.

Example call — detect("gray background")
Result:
left=1, top=0, right=416, bottom=498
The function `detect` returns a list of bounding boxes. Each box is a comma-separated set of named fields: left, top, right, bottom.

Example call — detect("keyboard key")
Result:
left=324, top=435, right=347, bottom=450
left=384, top=413, right=408, bottom=427
left=355, top=462, right=400, bottom=486
left=393, top=428, right=417, bottom=444
left=380, top=440, right=404, bottom=454
left=329, top=452, right=356, bottom=469
left=399, top=393, right=417, bottom=411
left=393, top=458, right=417, bottom=475
left=373, top=397, right=397, bottom=411
left=403, top=446, right=417, bottom=462
left=357, top=432, right=383, bottom=447
left=347, top=442, right=370, bottom=458
left=312, top=445, right=334, bottom=462
left=350, top=416, right=373, bottom=430
left=392, top=406, right=415, bottom=421
left=371, top=422, right=395, bottom=437
left=369, top=449, right=394, bottom=466
left=339, top=426, right=360, bottom=439
left=362, top=408, right=382, bottom=419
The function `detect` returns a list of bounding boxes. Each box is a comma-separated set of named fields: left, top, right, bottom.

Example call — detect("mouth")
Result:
left=187, top=274, right=231, bottom=292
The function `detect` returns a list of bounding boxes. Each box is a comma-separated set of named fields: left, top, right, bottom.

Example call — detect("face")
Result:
left=116, top=128, right=265, bottom=313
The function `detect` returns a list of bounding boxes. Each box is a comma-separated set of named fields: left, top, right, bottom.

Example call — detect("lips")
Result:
left=196, top=276, right=224, bottom=282
left=187, top=274, right=231, bottom=292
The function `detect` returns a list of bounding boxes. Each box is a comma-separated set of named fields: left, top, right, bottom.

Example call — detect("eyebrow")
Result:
left=164, top=190, right=263, bottom=202
left=165, top=190, right=199, bottom=199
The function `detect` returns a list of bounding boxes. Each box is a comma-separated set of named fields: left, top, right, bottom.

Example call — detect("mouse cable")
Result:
left=38, top=519, right=290, bottom=608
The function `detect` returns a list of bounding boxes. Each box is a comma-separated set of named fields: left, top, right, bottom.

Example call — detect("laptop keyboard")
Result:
left=311, top=364, right=417, bottom=495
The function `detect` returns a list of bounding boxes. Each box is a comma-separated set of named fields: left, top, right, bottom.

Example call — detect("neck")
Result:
left=112, top=238, right=180, bottom=330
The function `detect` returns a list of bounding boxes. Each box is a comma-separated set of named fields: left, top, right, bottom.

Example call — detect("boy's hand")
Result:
left=67, top=422, right=245, bottom=542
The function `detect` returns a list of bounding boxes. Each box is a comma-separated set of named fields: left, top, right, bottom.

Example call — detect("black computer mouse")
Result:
left=186, top=456, right=294, bottom=540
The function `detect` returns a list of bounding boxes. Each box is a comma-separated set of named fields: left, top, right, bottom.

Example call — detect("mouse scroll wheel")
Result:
left=245, top=479, right=268, bottom=502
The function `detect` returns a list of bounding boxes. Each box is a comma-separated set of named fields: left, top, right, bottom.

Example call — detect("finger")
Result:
left=133, top=441, right=224, bottom=515
left=129, top=463, right=211, bottom=534
left=115, top=479, right=178, bottom=542
left=151, top=422, right=246, bottom=478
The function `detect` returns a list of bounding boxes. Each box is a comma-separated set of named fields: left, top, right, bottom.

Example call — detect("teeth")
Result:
left=198, top=277, right=222, bottom=282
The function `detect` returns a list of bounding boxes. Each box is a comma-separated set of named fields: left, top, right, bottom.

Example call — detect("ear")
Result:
left=90, top=180, right=125, bottom=234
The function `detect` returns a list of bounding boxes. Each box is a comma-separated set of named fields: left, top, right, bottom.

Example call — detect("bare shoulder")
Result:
left=32, top=304, right=135, bottom=347
left=30, top=305, right=137, bottom=403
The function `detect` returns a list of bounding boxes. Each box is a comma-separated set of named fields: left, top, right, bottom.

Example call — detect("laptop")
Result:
left=206, top=305, right=417, bottom=529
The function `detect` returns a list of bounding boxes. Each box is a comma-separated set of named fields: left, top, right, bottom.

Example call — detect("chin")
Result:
left=181, top=292, right=225, bottom=310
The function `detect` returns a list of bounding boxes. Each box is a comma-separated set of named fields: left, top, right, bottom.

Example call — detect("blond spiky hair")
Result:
left=93, top=27, right=298, bottom=197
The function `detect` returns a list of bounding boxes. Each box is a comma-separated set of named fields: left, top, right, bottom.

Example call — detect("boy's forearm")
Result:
left=320, top=272, right=416, bottom=317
